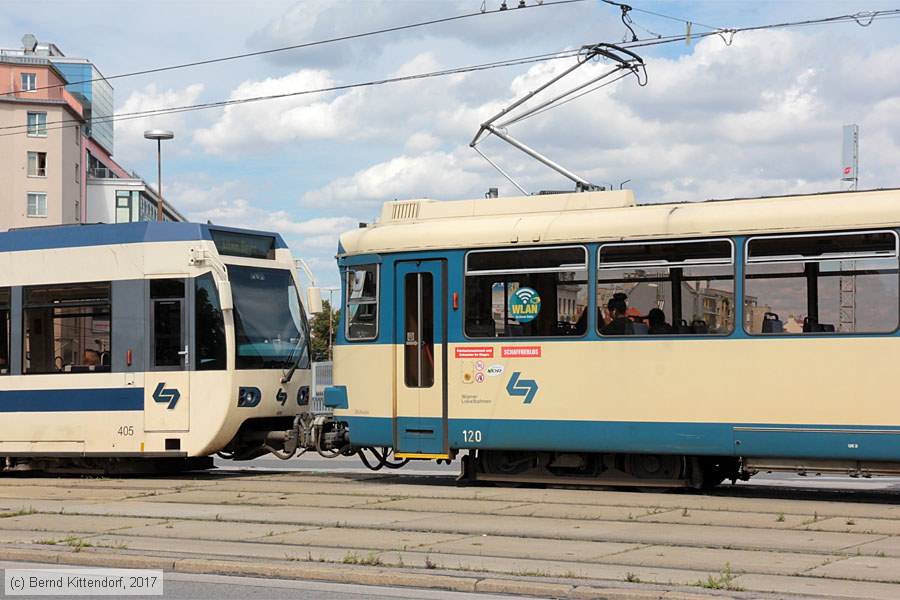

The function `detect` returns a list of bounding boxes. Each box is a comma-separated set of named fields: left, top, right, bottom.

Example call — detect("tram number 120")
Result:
left=462, top=429, right=482, bottom=443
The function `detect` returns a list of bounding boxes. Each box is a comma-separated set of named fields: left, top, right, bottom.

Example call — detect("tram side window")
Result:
left=345, top=264, right=379, bottom=341
left=23, top=283, right=111, bottom=374
left=745, top=231, right=899, bottom=334
left=465, top=246, right=588, bottom=338
left=195, top=273, right=226, bottom=370
left=0, top=289, right=9, bottom=374
left=598, top=240, right=735, bottom=335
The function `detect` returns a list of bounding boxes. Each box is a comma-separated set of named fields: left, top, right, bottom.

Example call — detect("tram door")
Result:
left=394, top=260, right=448, bottom=458
left=144, top=278, right=190, bottom=433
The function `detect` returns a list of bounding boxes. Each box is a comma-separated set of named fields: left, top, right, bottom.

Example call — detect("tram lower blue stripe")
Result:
left=0, top=388, right=143, bottom=412
left=342, top=416, right=900, bottom=462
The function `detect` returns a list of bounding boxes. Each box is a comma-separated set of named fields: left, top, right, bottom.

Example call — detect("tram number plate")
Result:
left=463, top=429, right=482, bottom=443
left=117, top=425, right=135, bottom=436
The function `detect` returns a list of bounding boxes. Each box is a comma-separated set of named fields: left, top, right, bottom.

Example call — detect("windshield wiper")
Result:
left=281, top=338, right=309, bottom=383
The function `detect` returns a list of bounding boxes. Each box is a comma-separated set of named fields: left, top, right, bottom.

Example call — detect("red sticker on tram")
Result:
left=501, top=346, right=542, bottom=358
left=455, top=346, right=494, bottom=359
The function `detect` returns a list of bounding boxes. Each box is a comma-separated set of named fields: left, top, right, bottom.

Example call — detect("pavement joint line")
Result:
left=0, top=546, right=788, bottom=599
left=1, top=512, right=894, bottom=559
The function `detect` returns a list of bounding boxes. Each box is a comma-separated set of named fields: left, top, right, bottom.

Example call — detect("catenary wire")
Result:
left=2, top=0, right=586, bottom=98
left=0, top=50, right=581, bottom=137
left=5, top=7, right=898, bottom=138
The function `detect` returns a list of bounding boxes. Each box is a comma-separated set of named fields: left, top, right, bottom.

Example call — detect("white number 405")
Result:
left=462, top=429, right=482, bottom=443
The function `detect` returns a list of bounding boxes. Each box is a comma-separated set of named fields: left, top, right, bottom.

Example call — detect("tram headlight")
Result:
left=237, top=387, right=261, bottom=408
left=297, top=386, right=309, bottom=406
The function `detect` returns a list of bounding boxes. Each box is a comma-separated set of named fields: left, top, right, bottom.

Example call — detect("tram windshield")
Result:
left=228, top=266, right=309, bottom=370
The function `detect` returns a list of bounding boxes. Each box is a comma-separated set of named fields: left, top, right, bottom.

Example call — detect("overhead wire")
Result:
left=3, top=6, right=898, bottom=139
left=2, top=0, right=587, bottom=98
left=0, top=50, right=581, bottom=138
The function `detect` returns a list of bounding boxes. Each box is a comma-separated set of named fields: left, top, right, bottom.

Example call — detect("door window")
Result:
left=404, top=272, right=434, bottom=388
left=151, top=279, right=185, bottom=370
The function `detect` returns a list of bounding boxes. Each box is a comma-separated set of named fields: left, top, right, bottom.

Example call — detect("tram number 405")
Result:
left=462, top=429, right=482, bottom=443
left=117, top=426, right=135, bottom=436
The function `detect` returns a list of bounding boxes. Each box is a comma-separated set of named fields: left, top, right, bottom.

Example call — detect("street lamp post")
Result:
left=143, top=129, right=174, bottom=221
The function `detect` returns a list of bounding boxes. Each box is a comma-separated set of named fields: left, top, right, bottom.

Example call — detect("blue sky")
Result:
left=3, top=1, right=899, bottom=290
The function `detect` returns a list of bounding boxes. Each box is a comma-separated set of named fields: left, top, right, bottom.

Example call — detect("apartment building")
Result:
left=0, top=34, right=184, bottom=230
left=0, top=55, right=84, bottom=228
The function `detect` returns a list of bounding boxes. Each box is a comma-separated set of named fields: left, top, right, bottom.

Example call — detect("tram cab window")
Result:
left=465, top=246, right=588, bottom=338
left=0, top=288, right=9, bottom=374
left=745, top=231, right=899, bottom=334
left=23, top=283, right=111, bottom=374
left=195, top=273, right=226, bottom=370
left=345, top=264, right=379, bottom=341
left=597, top=240, right=735, bottom=336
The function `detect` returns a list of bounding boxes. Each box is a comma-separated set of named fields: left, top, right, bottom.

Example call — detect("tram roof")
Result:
left=0, top=221, right=287, bottom=253
left=338, top=188, right=900, bottom=256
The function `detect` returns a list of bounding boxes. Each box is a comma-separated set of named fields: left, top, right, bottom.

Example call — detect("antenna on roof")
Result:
left=470, top=43, right=646, bottom=194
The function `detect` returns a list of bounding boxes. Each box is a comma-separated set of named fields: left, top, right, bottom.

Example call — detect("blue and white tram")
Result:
left=325, top=188, right=900, bottom=489
left=0, top=222, right=317, bottom=473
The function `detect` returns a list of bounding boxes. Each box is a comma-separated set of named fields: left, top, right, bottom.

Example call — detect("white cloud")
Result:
left=299, top=151, right=483, bottom=211
left=113, top=83, right=205, bottom=164
left=192, top=69, right=360, bottom=154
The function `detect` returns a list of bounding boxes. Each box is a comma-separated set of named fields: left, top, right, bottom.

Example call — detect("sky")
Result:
left=3, top=0, right=899, bottom=291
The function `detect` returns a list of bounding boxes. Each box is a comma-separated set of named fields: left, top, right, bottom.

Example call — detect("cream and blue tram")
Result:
left=325, top=188, right=900, bottom=488
left=0, top=222, right=313, bottom=473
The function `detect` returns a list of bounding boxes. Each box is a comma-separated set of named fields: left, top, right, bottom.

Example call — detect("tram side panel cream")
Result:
left=445, top=338, right=900, bottom=426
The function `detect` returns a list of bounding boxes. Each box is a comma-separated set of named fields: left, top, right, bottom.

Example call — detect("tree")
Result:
left=309, top=299, right=339, bottom=362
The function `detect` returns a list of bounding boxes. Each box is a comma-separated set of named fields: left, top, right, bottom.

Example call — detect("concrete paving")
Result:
left=1, top=469, right=900, bottom=598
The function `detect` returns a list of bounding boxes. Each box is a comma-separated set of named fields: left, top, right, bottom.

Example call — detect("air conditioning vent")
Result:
left=391, top=202, right=420, bottom=220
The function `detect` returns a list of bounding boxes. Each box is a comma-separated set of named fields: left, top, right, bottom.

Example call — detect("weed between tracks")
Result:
left=694, top=562, right=743, bottom=591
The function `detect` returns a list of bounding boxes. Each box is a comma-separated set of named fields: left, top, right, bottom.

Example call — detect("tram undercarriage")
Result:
left=456, top=450, right=742, bottom=490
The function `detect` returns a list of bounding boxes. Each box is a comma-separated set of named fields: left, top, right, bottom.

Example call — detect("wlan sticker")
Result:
left=509, top=287, right=541, bottom=323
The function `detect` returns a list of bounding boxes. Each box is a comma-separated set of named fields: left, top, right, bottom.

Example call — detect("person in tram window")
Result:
left=647, top=308, right=673, bottom=334
left=83, top=349, right=100, bottom=367
left=601, top=292, right=633, bottom=336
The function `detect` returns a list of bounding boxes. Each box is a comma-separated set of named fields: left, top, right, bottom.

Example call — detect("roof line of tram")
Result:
left=337, top=187, right=900, bottom=256
left=0, top=221, right=288, bottom=253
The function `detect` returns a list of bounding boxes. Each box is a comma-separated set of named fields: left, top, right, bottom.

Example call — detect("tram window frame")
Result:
left=744, top=230, right=900, bottom=335
left=195, top=272, right=226, bottom=371
left=22, top=282, right=112, bottom=374
left=0, top=288, right=9, bottom=374
left=464, top=246, right=589, bottom=338
left=345, top=264, right=380, bottom=342
left=597, top=239, right=736, bottom=336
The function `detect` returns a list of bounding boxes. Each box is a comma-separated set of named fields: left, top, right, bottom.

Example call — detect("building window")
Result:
left=345, top=264, right=379, bottom=341
left=21, top=73, right=36, bottom=92
left=27, top=152, right=47, bottom=177
left=27, top=193, right=47, bottom=217
left=27, top=112, right=47, bottom=137
left=465, top=246, right=588, bottom=337
left=23, top=283, right=111, bottom=374
left=598, top=239, right=735, bottom=335
left=116, top=190, right=136, bottom=223
left=744, top=231, right=899, bottom=334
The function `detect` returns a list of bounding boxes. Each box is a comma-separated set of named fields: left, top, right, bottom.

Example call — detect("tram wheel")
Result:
left=478, top=450, right=533, bottom=486
left=625, top=453, right=685, bottom=492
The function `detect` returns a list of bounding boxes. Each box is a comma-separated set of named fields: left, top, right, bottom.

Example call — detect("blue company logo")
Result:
left=508, top=287, right=541, bottom=323
left=152, top=382, right=180, bottom=409
left=506, top=372, right=538, bottom=404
